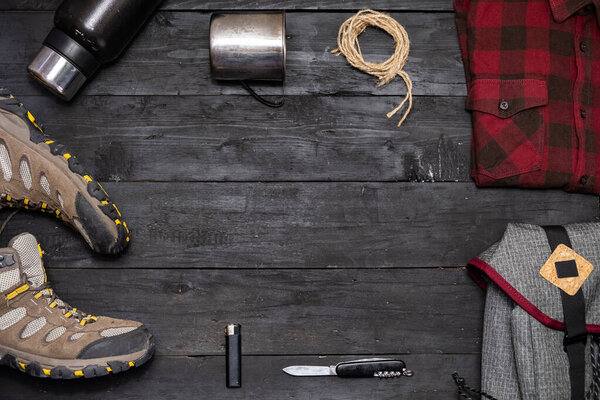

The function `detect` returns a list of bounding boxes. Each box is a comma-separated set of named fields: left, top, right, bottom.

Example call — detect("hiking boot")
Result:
left=0, top=233, right=153, bottom=378
left=0, top=90, right=130, bottom=254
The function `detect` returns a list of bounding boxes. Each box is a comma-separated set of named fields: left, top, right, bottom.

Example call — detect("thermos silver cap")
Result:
left=27, top=45, right=87, bottom=101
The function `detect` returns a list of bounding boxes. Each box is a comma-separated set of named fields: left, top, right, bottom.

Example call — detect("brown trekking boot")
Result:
left=0, top=233, right=153, bottom=378
left=0, top=90, right=130, bottom=254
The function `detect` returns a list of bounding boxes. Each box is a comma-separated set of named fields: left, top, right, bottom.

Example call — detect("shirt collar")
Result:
left=549, top=0, right=599, bottom=24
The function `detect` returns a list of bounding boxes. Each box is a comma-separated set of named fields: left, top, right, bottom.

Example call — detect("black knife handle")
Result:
left=335, top=359, right=407, bottom=378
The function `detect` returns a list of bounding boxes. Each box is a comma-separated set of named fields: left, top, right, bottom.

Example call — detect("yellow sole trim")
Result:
left=97, top=182, right=109, bottom=197
left=63, top=153, right=71, bottom=160
left=19, top=362, right=26, bottom=370
left=106, top=367, right=112, bottom=372
left=26, top=111, right=43, bottom=132
left=43, top=368, right=51, bottom=376
left=128, top=361, right=135, bottom=367
left=74, top=370, right=84, bottom=377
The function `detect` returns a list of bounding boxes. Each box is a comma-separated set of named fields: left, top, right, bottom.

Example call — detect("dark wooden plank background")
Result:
left=0, top=2, right=597, bottom=399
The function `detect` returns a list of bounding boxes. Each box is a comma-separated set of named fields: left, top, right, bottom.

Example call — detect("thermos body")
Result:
left=28, top=0, right=162, bottom=100
left=210, top=12, right=286, bottom=81
left=54, top=0, right=163, bottom=63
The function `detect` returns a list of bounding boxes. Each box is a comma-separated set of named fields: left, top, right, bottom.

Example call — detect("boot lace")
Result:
left=32, top=282, right=97, bottom=326
left=0, top=194, right=61, bottom=219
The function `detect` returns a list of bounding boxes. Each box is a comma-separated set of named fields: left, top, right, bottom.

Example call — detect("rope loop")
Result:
left=332, top=9, right=413, bottom=127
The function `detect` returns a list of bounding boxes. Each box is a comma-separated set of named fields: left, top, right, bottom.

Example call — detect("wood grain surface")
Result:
left=0, top=12, right=465, bottom=96
left=0, top=0, right=455, bottom=11
left=0, top=183, right=595, bottom=269
left=20, top=268, right=483, bottom=355
left=0, top=2, right=595, bottom=399
left=0, top=354, right=479, bottom=400
left=17, top=95, right=473, bottom=183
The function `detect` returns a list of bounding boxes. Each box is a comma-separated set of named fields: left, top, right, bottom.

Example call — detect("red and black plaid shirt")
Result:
left=455, top=0, right=600, bottom=194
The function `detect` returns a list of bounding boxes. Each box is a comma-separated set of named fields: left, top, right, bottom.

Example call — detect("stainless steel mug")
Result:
left=209, top=12, right=286, bottom=81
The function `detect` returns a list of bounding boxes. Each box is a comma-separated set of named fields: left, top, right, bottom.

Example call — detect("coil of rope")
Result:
left=332, top=9, right=413, bottom=127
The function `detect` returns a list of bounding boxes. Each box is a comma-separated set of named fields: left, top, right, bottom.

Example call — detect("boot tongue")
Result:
left=9, top=233, right=46, bottom=289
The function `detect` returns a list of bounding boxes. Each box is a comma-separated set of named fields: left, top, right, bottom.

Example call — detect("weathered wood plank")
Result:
left=0, top=182, right=596, bottom=269
left=0, top=0, right=455, bottom=11
left=39, top=268, right=484, bottom=355
left=18, top=95, right=471, bottom=182
left=0, top=354, right=479, bottom=400
left=0, top=12, right=465, bottom=97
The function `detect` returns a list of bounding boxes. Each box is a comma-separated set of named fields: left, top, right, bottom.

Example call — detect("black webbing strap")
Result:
left=543, top=225, right=587, bottom=400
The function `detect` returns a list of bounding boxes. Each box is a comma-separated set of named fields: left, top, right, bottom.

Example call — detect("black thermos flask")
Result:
left=28, top=0, right=162, bottom=101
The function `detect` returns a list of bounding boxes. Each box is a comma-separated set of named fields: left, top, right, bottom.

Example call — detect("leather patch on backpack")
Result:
left=540, top=244, right=593, bottom=296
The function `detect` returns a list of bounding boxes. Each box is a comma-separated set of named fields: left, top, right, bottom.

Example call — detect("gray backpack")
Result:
left=457, top=223, right=600, bottom=400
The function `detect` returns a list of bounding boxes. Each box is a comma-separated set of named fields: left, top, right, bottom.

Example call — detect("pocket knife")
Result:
left=282, top=358, right=414, bottom=378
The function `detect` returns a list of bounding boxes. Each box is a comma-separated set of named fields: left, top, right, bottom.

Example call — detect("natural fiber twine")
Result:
left=332, top=9, right=413, bottom=127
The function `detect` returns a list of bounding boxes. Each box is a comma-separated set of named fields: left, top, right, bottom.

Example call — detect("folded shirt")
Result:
left=454, top=0, right=600, bottom=194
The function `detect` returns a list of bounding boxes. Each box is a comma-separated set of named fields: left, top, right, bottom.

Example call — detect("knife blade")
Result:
left=283, top=358, right=414, bottom=378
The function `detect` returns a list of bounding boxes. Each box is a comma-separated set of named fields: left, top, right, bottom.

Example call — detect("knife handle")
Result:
left=335, top=359, right=410, bottom=378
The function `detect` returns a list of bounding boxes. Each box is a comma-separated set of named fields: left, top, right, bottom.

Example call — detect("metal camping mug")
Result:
left=209, top=12, right=286, bottom=81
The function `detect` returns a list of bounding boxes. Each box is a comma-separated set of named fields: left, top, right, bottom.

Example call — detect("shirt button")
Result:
left=581, top=175, right=589, bottom=185
left=581, top=109, right=587, bottom=119
left=499, top=100, right=509, bottom=111
left=580, top=41, right=587, bottom=52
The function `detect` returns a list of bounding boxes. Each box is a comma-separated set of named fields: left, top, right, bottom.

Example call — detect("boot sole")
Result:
left=0, top=335, right=154, bottom=379
left=0, top=98, right=131, bottom=255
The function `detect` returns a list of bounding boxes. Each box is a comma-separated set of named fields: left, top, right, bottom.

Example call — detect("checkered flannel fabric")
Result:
left=455, top=0, right=600, bottom=194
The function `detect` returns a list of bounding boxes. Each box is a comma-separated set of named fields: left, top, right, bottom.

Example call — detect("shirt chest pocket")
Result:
left=466, top=79, right=548, bottom=180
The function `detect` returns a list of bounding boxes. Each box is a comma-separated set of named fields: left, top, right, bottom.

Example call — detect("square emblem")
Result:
left=540, top=244, right=593, bottom=296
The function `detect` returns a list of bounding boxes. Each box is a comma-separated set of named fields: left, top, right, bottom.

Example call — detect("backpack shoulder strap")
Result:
left=543, top=225, right=587, bottom=400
